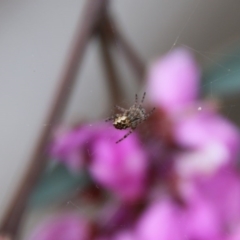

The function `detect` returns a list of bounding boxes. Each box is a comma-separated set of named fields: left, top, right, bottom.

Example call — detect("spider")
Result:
left=106, top=92, right=155, bottom=143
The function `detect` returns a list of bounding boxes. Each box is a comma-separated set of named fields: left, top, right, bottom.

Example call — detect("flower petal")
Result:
left=196, top=168, right=240, bottom=228
left=136, top=200, right=183, bottom=240
left=28, top=214, right=90, bottom=240
left=147, top=48, right=200, bottom=113
left=174, top=110, right=240, bottom=176
left=89, top=134, right=147, bottom=201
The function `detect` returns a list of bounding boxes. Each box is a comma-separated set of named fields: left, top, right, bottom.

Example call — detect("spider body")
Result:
left=113, top=115, right=130, bottom=129
left=113, top=106, right=146, bottom=130
left=106, top=92, right=155, bottom=143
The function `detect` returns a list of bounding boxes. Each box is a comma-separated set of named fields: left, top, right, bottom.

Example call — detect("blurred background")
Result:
left=1, top=0, right=240, bottom=238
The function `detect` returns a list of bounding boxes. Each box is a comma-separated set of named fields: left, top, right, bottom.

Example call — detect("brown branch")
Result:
left=98, top=19, right=123, bottom=105
left=103, top=14, right=145, bottom=81
left=0, top=0, right=108, bottom=239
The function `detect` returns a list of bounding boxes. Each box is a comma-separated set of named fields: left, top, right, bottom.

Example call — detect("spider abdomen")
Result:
left=113, top=115, right=130, bottom=130
left=113, top=107, right=146, bottom=130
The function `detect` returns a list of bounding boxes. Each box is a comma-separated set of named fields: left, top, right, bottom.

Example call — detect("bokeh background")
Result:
left=1, top=0, right=240, bottom=238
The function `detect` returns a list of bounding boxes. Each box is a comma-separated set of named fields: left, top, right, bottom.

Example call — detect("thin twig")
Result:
left=0, top=0, right=108, bottom=239
left=98, top=18, right=123, bottom=105
left=104, top=14, right=145, bottom=81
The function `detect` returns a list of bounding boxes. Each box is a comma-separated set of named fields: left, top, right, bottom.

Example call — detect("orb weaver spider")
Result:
left=106, top=92, right=155, bottom=143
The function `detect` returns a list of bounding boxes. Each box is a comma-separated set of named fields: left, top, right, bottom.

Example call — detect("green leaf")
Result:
left=29, top=163, right=89, bottom=207
left=202, top=44, right=240, bottom=97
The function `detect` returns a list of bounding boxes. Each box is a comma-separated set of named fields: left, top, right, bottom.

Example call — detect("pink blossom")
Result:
left=27, top=214, right=90, bottom=240
left=227, top=228, right=240, bottom=240
left=147, top=48, right=200, bottom=114
left=179, top=182, right=222, bottom=239
left=50, top=123, right=124, bottom=171
left=51, top=123, right=147, bottom=201
left=135, top=192, right=222, bottom=239
left=147, top=48, right=240, bottom=176
left=50, top=125, right=97, bottom=171
left=174, top=110, right=240, bottom=176
left=135, top=47, right=240, bottom=240
left=195, top=168, right=240, bottom=230
left=135, top=199, right=184, bottom=240
left=175, top=166, right=240, bottom=239
left=89, top=133, right=147, bottom=201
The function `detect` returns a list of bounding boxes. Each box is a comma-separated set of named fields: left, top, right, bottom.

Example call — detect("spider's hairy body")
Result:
left=113, top=106, right=146, bottom=130
left=106, top=92, right=155, bottom=143
left=113, top=115, right=130, bottom=129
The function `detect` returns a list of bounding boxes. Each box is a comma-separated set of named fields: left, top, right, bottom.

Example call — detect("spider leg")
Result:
left=130, top=118, right=141, bottom=129
left=115, top=105, right=127, bottom=112
left=105, top=116, right=115, bottom=122
left=135, top=94, right=138, bottom=104
left=116, top=130, right=133, bottom=144
left=141, top=92, right=146, bottom=103
left=145, top=107, right=155, bottom=119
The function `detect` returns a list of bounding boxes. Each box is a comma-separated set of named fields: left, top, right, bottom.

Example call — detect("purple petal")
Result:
left=89, top=134, right=147, bottom=202
left=135, top=200, right=183, bottom=240
left=50, top=122, right=147, bottom=201
left=174, top=110, right=240, bottom=176
left=227, top=227, right=240, bottom=240
left=196, top=168, right=240, bottom=229
left=50, top=126, right=90, bottom=171
left=147, top=48, right=200, bottom=113
left=50, top=123, right=120, bottom=172
left=182, top=189, right=222, bottom=239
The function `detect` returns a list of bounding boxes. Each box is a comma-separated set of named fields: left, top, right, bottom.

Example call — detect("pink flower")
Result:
left=135, top=48, right=240, bottom=239
left=133, top=173, right=240, bottom=239
left=227, top=228, right=240, bottom=240
left=27, top=214, right=90, bottom=240
left=195, top=168, right=240, bottom=230
left=179, top=182, right=222, bottom=239
left=147, top=48, right=200, bottom=114
left=50, top=125, right=99, bottom=171
left=175, top=165, right=240, bottom=239
left=51, top=123, right=147, bottom=201
left=174, top=110, right=240, bottom=176
left=147, top=48, right=240, bottom=176
left=135, top=194, right=221, bottom=239
left=89, top=133, right=147, bottom=201
left=135, top=199, right=186, bottom=240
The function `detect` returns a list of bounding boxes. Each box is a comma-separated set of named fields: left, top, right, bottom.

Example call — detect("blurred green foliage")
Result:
left=30, top=163, right=89, bottom=207
left=202, top=45, right=240, bottom=97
